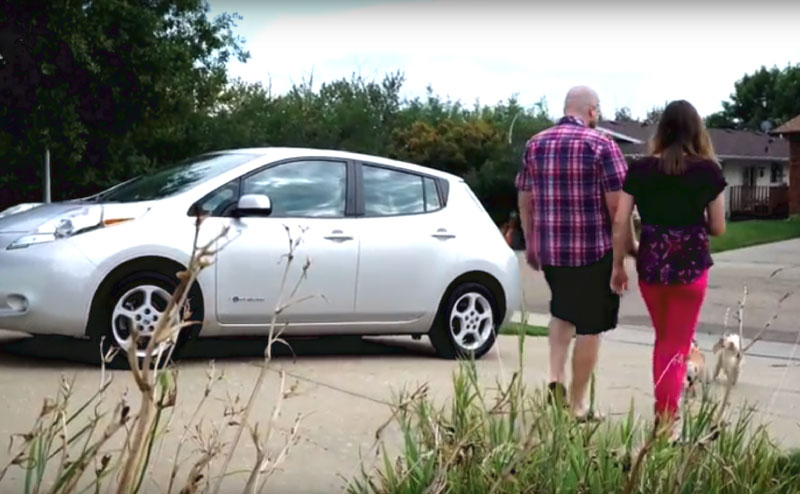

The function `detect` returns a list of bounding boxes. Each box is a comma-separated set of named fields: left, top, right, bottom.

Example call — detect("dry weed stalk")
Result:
left=177, top=422, right=223, bottom=494
left=116, top=214, right=231, bottom=494
left=735, top=283, right=748, bottom=344
left=742, top=291, right=793, bottom=353
left=165, top=361, right=222, bottom=494
left=210, top=224, right=312, bottom=494
left=244, top=370, right=303, bottom=494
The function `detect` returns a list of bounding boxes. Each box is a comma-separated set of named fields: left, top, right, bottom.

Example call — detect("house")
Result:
left=597, top=120, right=791, bottom=219
left=769, top=114, right=800, bottom=216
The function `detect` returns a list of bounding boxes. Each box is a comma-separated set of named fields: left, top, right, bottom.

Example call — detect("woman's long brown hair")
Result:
left=649, top=100, right=717, bottom=175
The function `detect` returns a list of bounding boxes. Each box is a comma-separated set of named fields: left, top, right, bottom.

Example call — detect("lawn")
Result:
left=499, top=322, right=548, bottom=337
left=711, top=216, right=800, bottom=253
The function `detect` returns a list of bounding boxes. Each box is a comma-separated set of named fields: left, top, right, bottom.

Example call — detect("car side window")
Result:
left=362, top=165, right=423, bottom=216
left=194, top=180, right=240, bottom=217
left=362, top=165, right=442, bottom=217
left=243, top=160, right=347, bottom=218
left=424, top=177, right=441, bottom=211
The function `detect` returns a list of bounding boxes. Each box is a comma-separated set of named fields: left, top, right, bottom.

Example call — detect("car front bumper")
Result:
left=0, top=235, right=98, bottom=337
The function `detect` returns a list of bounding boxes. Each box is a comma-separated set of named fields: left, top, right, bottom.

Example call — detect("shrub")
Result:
left=350, top=353, right=800, bottom=493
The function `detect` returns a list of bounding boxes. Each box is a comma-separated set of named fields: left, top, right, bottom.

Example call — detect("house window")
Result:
left=770, top=163, right=785, bottom=183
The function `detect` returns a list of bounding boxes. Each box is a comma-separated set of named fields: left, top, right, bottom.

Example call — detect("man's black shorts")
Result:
left=543, top=252, right=620, bottom=335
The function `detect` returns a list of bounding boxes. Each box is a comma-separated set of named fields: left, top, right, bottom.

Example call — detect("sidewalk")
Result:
left=511, top=310, right=800, bottom=362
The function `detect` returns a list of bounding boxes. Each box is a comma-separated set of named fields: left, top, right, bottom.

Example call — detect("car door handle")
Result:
left=324, top=229, right=353, bottom=242
left=431, top=228, right=456, bottom=239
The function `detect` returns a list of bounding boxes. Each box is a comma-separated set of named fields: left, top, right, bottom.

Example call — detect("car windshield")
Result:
left=89, top=153, right=256, bottom=203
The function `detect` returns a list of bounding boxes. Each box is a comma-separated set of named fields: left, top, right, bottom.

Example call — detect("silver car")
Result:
left=0, top=148, right=521, bottom=363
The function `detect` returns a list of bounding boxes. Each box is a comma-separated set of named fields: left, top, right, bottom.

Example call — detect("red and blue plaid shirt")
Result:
left=515, top=116, right=628, bottom=267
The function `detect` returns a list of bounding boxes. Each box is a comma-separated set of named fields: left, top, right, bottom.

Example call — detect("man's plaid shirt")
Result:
left=515, top=116, right=628, bottom=267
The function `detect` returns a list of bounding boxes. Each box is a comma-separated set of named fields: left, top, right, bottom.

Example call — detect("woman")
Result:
left=610, top=100, right=727, bottom=430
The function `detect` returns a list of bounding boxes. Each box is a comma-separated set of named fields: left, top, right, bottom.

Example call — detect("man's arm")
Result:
left=515, top=141, right=540, bottom=270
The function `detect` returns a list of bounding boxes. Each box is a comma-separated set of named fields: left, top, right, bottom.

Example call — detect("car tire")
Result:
left=88, top=268, right=202, bottom=370
left=429, top=282, right=499, bottom=360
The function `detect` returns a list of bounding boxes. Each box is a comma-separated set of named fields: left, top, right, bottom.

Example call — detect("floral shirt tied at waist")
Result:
left=637, top=223, right=714, bottom=285
left=623, top=156, right=727, bottom=286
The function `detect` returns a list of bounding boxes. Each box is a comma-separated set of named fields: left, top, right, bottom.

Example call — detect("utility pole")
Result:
left=43, top=147, right=51, bottom=203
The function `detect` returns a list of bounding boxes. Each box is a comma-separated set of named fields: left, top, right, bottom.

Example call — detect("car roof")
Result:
left=213, top=147, right=462, bottom=182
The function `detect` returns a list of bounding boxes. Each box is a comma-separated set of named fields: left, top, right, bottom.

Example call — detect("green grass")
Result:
left=499, top=322, right=548, bottom=337
left=711, top=216, right=800, bottom=253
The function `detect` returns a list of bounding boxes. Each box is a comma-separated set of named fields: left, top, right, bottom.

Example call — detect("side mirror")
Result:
left=234, top=194, right=272, bottom=217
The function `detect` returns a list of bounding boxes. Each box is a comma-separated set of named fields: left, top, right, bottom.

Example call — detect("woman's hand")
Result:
left=628, top=240, right=639, bottom=258
left=610, top=263, right=629, bottom=294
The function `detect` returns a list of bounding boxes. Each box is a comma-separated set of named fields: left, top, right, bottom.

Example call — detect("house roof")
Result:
left=597, top=120, right=655, bottom=144
left=598, top=120, right=790, bottom=161
left=771, top=114, right=800, bottom=135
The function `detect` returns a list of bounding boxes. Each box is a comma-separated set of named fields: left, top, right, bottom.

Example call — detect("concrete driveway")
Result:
left=519, top=239, right=800, bottom=343
left=0, top=329, right=798, bottom=493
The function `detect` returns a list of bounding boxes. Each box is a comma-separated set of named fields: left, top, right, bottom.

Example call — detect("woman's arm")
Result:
left=706, top=193, right=726, bottom=237
left=610, top=192, right=636, bottom=293
left=612, top=192, right=636, bottom=266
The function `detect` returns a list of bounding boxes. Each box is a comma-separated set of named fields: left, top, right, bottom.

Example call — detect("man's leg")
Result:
left=548, top=317, right=574, bottom=384
left=570, top=333, right=601, bottom=415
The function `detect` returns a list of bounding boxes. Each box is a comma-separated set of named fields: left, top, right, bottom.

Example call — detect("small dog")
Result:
left=685, top=340, right=708, bottom=397
left=713, top=333, right=743, bottom=386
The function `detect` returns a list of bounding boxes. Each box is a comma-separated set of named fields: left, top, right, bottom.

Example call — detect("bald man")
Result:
left=515, top=86, right=634, bottom=420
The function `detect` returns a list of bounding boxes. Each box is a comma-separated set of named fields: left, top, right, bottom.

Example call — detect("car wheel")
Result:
left=89, top=269, right=202, bottom=369
left=429, top=282, right=499, bottom=359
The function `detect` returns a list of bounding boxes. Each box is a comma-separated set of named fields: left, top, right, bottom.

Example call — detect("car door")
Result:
left=353, top=162, right=459, bottom=324
left=213, top=158, right=359, bottom=332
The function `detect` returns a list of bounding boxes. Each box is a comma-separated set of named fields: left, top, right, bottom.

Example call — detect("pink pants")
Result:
left=639, top=271, right=709, bottom=417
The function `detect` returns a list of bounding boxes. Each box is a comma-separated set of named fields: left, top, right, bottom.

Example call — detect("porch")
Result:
left=729, top=184, right=789, bottom=220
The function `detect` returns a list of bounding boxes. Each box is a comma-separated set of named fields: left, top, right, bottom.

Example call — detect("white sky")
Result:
left=208, top=0, right=800, bottom=120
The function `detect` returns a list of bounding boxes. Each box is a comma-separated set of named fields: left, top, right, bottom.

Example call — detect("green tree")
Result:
left=704, top=111, right=736, bottom=129
left=716, top=64, right=800, bottom=130
left=644, top=105, right=664, bottom=126
left=0, top=0, right=248, bottom=200
left=614, top=107, right=636, bottom=122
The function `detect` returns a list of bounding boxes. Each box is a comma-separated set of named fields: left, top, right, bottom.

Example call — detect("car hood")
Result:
left=0, top=201, right=155, bottom=234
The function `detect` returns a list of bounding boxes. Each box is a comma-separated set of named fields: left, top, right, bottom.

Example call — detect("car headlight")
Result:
left=6, top=206, right=132, bottom=250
